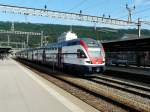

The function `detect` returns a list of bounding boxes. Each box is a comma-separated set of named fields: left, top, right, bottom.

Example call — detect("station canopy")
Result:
left=102, top=37, right=150, bottom=52
left=0, top=46, right=12, bottom=54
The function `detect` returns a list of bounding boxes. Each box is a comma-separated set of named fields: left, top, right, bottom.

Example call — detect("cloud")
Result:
left=134, top=0, right=150, bottom=6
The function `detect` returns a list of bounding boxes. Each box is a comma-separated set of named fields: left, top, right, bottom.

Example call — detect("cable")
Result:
left=129, top=7, right=150, bottom=22
left=142, top=16, right=150, bottom=20
left=116, top=14, right=128, bottom=20
left=116, top=5, right=150, bottom=20
left=133, top=7, right=150, bottom=16
left=82, top=0, right=105, bottom=11
left=67, top=0, right=87, bottom=12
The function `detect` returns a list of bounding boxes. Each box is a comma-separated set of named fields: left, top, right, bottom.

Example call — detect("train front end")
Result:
left=80, top=38, right=105, bottom=73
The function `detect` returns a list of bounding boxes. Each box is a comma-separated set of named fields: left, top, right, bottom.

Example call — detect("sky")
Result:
left=0, top=0, right=150, bottom=29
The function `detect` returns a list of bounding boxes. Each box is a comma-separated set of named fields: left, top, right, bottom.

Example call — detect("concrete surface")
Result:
left=0, top=59, right=100, bottom=112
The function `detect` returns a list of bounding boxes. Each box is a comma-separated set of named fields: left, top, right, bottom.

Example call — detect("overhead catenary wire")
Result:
left=67, top=0, right=87, bottom=12
left=134, top=7, right=150, bottom=15
left=117, top=6, right=150, bottom=20
left=141, top=16, right=150, bottom=21
left=0, top=3, right=135, bottom=26
left=82, top=0, right=105, bottom=11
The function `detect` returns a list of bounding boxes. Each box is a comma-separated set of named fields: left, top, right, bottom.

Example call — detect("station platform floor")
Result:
left=0, top=59, right=99, bottom=112
left=106, top=65, right=150, bottom=76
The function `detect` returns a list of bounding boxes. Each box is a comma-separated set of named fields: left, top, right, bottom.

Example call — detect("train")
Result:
left=16, top=31, right=106, bottom=74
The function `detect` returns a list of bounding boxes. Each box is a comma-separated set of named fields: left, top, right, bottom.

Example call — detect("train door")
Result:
left=58, top=48, right=63, bottom=69
left=43, top=48, right=46, bottom=63
left=36, top=49, right=38, bottom=62
left=32, top=50, right=33, bottom=61
left=26, top=51, right=29, bottom=59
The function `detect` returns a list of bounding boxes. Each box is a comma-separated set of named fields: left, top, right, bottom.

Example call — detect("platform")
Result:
left=0, top=59, right=99, bottom=112
left=106, top=66, right=150, bottom=76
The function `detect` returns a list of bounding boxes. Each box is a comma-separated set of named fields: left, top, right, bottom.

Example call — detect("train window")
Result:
left=67, top=41, right=79, bottom=46
left=77, top=49, right=87, bottom=58
left=88, top=50, right=101, bottom=58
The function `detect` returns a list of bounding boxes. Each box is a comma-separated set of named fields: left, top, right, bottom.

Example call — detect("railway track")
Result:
left=56, top=75, right=150, bottom=112
left=17, top=59, right=150, bottom=112
left=86, top=74, right=150, bottom=98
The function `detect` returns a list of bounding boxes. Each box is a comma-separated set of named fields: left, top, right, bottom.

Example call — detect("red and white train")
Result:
left=16, top=31, right=106, bottom=74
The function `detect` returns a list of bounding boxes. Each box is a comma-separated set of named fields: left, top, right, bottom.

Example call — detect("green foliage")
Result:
left=0, top=21, right=150, bottom=48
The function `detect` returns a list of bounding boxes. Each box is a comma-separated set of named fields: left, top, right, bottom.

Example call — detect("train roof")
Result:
left=44, top=38, right=80, bottom=48
left=0, top=46, right=12, bottom=53
left=44, top=37, right=100, bottom=48
left=17, top=37, right=101, bottom=53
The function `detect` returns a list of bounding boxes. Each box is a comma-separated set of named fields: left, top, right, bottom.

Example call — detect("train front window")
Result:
left=88, top=49, right=101, bottom=57
left=81, top=38, right=100, bottom=48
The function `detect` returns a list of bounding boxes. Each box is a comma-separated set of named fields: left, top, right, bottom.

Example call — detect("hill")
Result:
left=0, top=21, right=150, bottom=47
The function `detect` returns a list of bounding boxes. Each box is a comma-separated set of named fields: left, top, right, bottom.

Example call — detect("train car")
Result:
left=16, top=31, right=106, bottom=74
